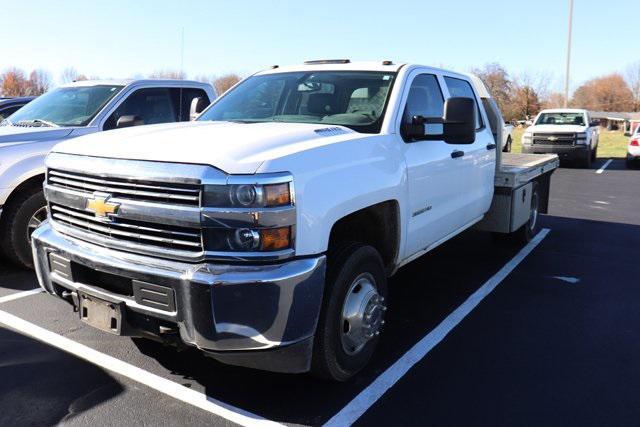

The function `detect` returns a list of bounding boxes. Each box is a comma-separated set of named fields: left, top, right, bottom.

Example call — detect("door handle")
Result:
left=451, top=150, right=464, bottom=159
left=486, top=143, right=496, bottom=150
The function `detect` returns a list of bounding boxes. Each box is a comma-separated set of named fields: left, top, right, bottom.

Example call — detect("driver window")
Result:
left=104, top=88, right=177, bottom=130
left=401, top=74, right=444, bottom=141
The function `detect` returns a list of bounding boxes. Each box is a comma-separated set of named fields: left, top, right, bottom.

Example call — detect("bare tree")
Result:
left=471, top=63, right=512, bottom=118
left=542, top=92, right=567, bottom=109
left=195, top=73, right=241, bottom=97
left=26, top=69, right=52, bottom=95
left=213, top=74, right=241, bottom=96
left=0, top=68, right=29, bottom=96
left=61, top=67, right=81, bottom=83
left=149, top=70, right=186, bottom=79
left=626, top=61, right=640, bottom=111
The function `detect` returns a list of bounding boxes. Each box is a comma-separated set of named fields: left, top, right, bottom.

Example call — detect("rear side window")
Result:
left=0, top=105, right=22, bottom=121
left=444, top=76, right=483, bottom=130
left=104, top=88, right=178, bottom=130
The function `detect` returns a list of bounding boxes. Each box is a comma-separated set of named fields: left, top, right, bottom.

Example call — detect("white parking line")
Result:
left=0, top=288, right=42, bottom=304
left=596, top=159, right=612, bottom=174
left=324, top=228, right=550, bottom=427
left=0, top=310, right=284, bottom=427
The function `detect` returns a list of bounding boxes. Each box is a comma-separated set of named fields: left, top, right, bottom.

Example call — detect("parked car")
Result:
left=0, top=96, right=36, bottom=121
left=32, top=60, right=558, bottom=381
left=0, top=79, right=215, bottom=268
left=521, top=108, right=599, bottom=168
left=502, top=121, right=514, bottom=152
left=627, top=126, right=640, bottom=168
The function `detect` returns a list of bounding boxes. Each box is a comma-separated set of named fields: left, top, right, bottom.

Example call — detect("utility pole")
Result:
left=564, top=0, right=574, bottom=107
left=180, top=27, right=185, bottom=78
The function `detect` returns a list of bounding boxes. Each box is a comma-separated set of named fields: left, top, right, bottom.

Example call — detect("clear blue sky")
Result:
left=2, top=0, right=638, bottom=92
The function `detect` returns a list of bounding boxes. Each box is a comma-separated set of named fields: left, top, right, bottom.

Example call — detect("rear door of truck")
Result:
left=441, top=74, right=496, bottom=224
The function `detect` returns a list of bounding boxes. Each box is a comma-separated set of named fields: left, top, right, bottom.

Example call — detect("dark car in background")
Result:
left=0, top=97, right=37, bottom=121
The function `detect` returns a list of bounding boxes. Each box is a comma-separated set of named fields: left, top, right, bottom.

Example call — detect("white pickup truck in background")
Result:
left=521, top=108, right=599, bottom=168
left=32, top=60, right=558, bottom=381
left=0, top=79, right=215, bottom=268
left=502, top=121, right=514, bottom=152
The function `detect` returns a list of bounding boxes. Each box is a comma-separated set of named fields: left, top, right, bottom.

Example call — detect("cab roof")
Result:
left=59, top=79, right=208, bottom=88
left=255, top=60, right=407, bottom=75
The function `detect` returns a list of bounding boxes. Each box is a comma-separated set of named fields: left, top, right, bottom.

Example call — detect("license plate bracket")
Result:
left=78, top=292, right=125, bottom=335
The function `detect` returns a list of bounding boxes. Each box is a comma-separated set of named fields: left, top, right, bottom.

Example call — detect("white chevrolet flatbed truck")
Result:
left=0, top=79, right=215, bottom=268
left=32, top=61, right=558, bottom=381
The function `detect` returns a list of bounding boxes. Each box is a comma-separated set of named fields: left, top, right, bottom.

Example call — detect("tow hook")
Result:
left=61, top=290, right=79, bottom=311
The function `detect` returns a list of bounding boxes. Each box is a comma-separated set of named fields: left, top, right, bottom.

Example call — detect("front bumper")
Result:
left=522, top=144, right=589, bottom=161
left=32, top=222, right=326, bottom=373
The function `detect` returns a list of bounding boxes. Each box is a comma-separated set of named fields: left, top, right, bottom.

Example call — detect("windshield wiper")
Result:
left=15, top=119, right=59, bottom=128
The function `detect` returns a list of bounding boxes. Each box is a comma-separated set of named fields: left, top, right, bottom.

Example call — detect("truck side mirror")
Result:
left=403, top=97, right=476, bottom=144
left=116, top=115, right=142, bottom=129
left=190, top=97, right=209, bottom=121
left=442, top=97, right=476, bottom=144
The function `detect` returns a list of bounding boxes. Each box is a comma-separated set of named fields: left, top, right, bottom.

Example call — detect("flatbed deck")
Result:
left=495, top=153, right=559, bottom=188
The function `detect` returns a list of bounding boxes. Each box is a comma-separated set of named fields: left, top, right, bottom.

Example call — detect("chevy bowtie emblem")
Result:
left=548, top=136, right=558, bottom=141
left=86, top=194, right=119, bottom=219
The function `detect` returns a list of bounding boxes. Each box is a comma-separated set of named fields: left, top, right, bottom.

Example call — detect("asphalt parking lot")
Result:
left=1, top=158, right=639, bottom=427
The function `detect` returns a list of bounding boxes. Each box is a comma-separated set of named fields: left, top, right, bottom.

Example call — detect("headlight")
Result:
left=202, top=174, right=294, bottom=255
left=203, top=226, right=292, bottom=252
left=576, top=132, right=587, bottom=139
left=203, top=183, right=291, bottom=208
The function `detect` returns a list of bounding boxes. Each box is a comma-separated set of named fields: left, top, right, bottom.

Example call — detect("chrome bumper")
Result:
left=32, top=222, right=326, bottom=373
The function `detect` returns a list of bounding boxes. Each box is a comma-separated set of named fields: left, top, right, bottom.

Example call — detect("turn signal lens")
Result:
left=264, top=183, right=291, bottom=207
left=260, top=227, right=291, bottom=251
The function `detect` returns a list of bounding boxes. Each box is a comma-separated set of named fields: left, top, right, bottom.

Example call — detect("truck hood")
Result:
left=0, top=126, right=74, bottom=147
left=52, top=121, right=362, bottom=174
left=526, top=124, right=587, bottom=133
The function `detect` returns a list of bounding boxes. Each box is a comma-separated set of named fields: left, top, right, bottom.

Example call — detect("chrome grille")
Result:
left=48, top=169, right=201, bottom=206
left=50, top=203, right=203, bottom=252
left=532, top=132, right=575, bottom=146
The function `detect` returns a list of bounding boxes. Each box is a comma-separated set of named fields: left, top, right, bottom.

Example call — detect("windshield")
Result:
left=535, top=112, right=585, bottom=126
left=197, top=71, right=396, bottom=133
left=2, top=85, right=123, bottom=127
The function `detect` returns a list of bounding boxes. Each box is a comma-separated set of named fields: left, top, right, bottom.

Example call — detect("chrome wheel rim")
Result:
left=27, top=206, right=47, bottom=241
left=340, top=272, right=386, bottom=355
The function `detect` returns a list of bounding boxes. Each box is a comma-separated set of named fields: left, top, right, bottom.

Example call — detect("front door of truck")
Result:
left=401, top=72, right=471, bottom=257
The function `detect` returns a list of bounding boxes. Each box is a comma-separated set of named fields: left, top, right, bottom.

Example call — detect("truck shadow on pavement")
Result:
left=0, top=261, right=40, bottom=293
left=0, top=328, right=124, bottom=426
left=132, top=228, right=526, bottom=425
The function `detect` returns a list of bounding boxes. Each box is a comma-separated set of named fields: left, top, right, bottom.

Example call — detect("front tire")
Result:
left=311, top=243, right=388, bottom=381
left=0, top=187, right=47, bottom=269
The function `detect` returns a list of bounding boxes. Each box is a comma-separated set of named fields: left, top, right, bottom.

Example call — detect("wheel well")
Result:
left=328, top=201, right=400, bottom=275
left=3, top=174, right=45, bottom=208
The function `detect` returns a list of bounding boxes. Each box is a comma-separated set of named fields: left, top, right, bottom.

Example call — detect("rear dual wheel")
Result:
left=311, top=243, right=388, bottom=381
left=514, top=182, right=539, bottom=244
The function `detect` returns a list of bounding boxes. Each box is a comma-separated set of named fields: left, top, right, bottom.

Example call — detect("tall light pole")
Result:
left=564, top=0, right=574, bottom=107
